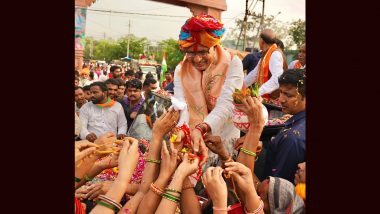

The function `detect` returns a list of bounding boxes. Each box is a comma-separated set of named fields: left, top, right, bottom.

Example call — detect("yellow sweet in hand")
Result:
left=170, top=134, right=178, bottom=143
left=295, top=183, right=306, bottom=200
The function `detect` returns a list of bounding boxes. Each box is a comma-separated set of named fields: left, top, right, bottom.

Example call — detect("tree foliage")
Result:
left=289, top=19, right=306, bottom=48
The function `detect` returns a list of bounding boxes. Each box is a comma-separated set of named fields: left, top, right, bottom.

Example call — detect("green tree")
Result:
left=156, top=39, right=184, bottom=70
left=289, top=19, right=305, bottom=48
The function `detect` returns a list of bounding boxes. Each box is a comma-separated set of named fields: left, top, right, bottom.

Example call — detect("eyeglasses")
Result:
left=184, top=49, right=211, bottom=58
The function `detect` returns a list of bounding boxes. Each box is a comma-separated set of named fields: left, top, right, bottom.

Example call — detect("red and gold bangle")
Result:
left=150, top=183, right=164, bottom=196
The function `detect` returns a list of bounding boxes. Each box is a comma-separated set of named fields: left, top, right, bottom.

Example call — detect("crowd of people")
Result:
left=75, top=14, right=306, bottom=214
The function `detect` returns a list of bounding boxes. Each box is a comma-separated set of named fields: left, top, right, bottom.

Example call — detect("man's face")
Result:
left=75, top=79, right=79, bottom=86
left=126, top=87, right=142, bottom=102
left=126, top=75, right=135, bottom=81
left=106, top=84, right=119, bottom=100
left=298, top=44, right=306, bottom=65
left=278, top=84, right=306, bottom=115
left=75, top=89, right=86, bottom=104
left=165, top=73, right=172, bottom=81
left=112, top=69, right=122, bottom=79
left=81, top=73, right=89, bottom=79
left=83, top=90, right=92, bottom=101
left=90, top=86, right=106, bottom=104
left=145, top=83, right=158, bottom=93
left=117, top=85, right=126, bottom=97
left=184, top=45, right=214, bottom=71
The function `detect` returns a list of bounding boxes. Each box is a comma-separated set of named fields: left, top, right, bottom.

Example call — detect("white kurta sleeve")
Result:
left=79, top=104, right=91, bottom=140
left=259, top=51, right=284, bottom=96
left=204, top=56, right=244, bottom=134
left=116, top=104, right=128, bottom=135
left=288, top=60, right=297, bottom=69
left=173, top=64, right=190, bottom=127
left=243, top=62, right=259, bottom=87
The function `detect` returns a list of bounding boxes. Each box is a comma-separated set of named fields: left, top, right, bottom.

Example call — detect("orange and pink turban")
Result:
left=178, top=14, right=225, bottom=51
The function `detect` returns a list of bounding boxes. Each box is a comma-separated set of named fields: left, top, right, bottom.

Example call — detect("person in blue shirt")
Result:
left=264, top=69, right=306, bottom=184
left=242, top=48, right=261, bottom=75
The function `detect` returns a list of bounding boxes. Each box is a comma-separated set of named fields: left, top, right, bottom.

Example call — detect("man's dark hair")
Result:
left=116, top=78, right=126, bottom=87
left=90, top=81, right=108, bottom=92
left=105, top=78, right=121, bottom=86
left=145, top=72, right=154, bottom=79
left=278, top=69, right=306, bottom=98
left=125, top=69, right=135, bottom=76
left=75, top=70, right=80, bottom=78
left=143, top=78, right=157, bottom=87
left=110, top=65, right=121, bottom=73
left=275, top=39, right=285, bottom=50
left=83, top=85, right=91, bottom=92
left=75, top=77, right=80, bottom=81
left=89, top=71, right=95, bottom=80
left=126, top=78, right=143, bottom=90
left=260, top=33, right=276, bottom=44
left=103, top=70, right=107, bottom=75
left=135, top=71, right=143, bottom=80
left=75, top=86, right=83, bottom=91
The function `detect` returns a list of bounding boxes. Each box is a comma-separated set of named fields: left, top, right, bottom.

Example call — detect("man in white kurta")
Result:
left=79, top=82, right=128, bottom=141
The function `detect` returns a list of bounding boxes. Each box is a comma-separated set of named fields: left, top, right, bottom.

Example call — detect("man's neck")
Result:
left=99, top=97, right=109, bottom=104
left=130, top=97, right=141, bottom=106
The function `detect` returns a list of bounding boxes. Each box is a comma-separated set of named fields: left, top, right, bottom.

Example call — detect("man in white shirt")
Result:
left=98, top=70, right=108, bottom=82
left=288, top=44, right=306, bottom=69
left=243, top=29, right=287, bottom=98
left=79, top=81, right=128, bottom=142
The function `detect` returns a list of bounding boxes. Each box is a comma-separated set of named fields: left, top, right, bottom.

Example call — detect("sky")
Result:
left=84, top=0, right=305, bottom=42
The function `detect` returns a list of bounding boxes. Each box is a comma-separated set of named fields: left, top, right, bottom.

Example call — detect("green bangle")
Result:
left=84, top=174, right=93, bottom=181
left=75, top=177, right=82, bottom=183
left=96, top=200, right=120, bottom=212
left=144, top=158, right=161, bottom=164
left=240, top=148, right=257, bottom=157
left=162, top=192, right=180, bottom=203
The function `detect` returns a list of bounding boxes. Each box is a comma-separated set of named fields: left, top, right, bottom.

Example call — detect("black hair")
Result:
left=275, top=39, right=285, bottom=50
left=75, top=86, right=83, bottom=91
left=143, top=78, right=157, bottom=87
left=116, top=78, right=126, bottom=87
left=260, top=33, right=276, bottom=44
left=103, top=70, right=107, bottom=75
left=75, top=77, right=80, bottom=81
left=126, top=78, right=143, bottom=90
left=125, top=69, right=135, bottom=76
left=135, top=71, right=143, bottom=80
left=145, top=72, right=154, bottom=79
left=105, top=78, right=121, bottom=86
left=90, top=81, right=108, bottom=92
left=110, top=65, right=121, bottom=73
left=75, top=70, right=80, bottom=77
left=89, top=71, right=94, bottom=80
left=82, top=85, right=91, bottom=91
left=278, top=69, right=306, bottom=97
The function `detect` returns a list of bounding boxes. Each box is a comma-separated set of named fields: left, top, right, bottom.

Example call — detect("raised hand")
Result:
left=204, top=134, right=229, bottom=161
left=152, top=109, right=180, bottom=139
left=202, top=167, right=227, bottom=208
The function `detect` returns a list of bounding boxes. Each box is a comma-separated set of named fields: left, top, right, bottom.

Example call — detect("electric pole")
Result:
left=253, top=0, right=265, bottom=49
left=127, top=19, right=131, bottom=58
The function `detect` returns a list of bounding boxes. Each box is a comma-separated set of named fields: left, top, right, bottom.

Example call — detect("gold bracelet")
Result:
left=144, top=158, right=161, bottom=164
